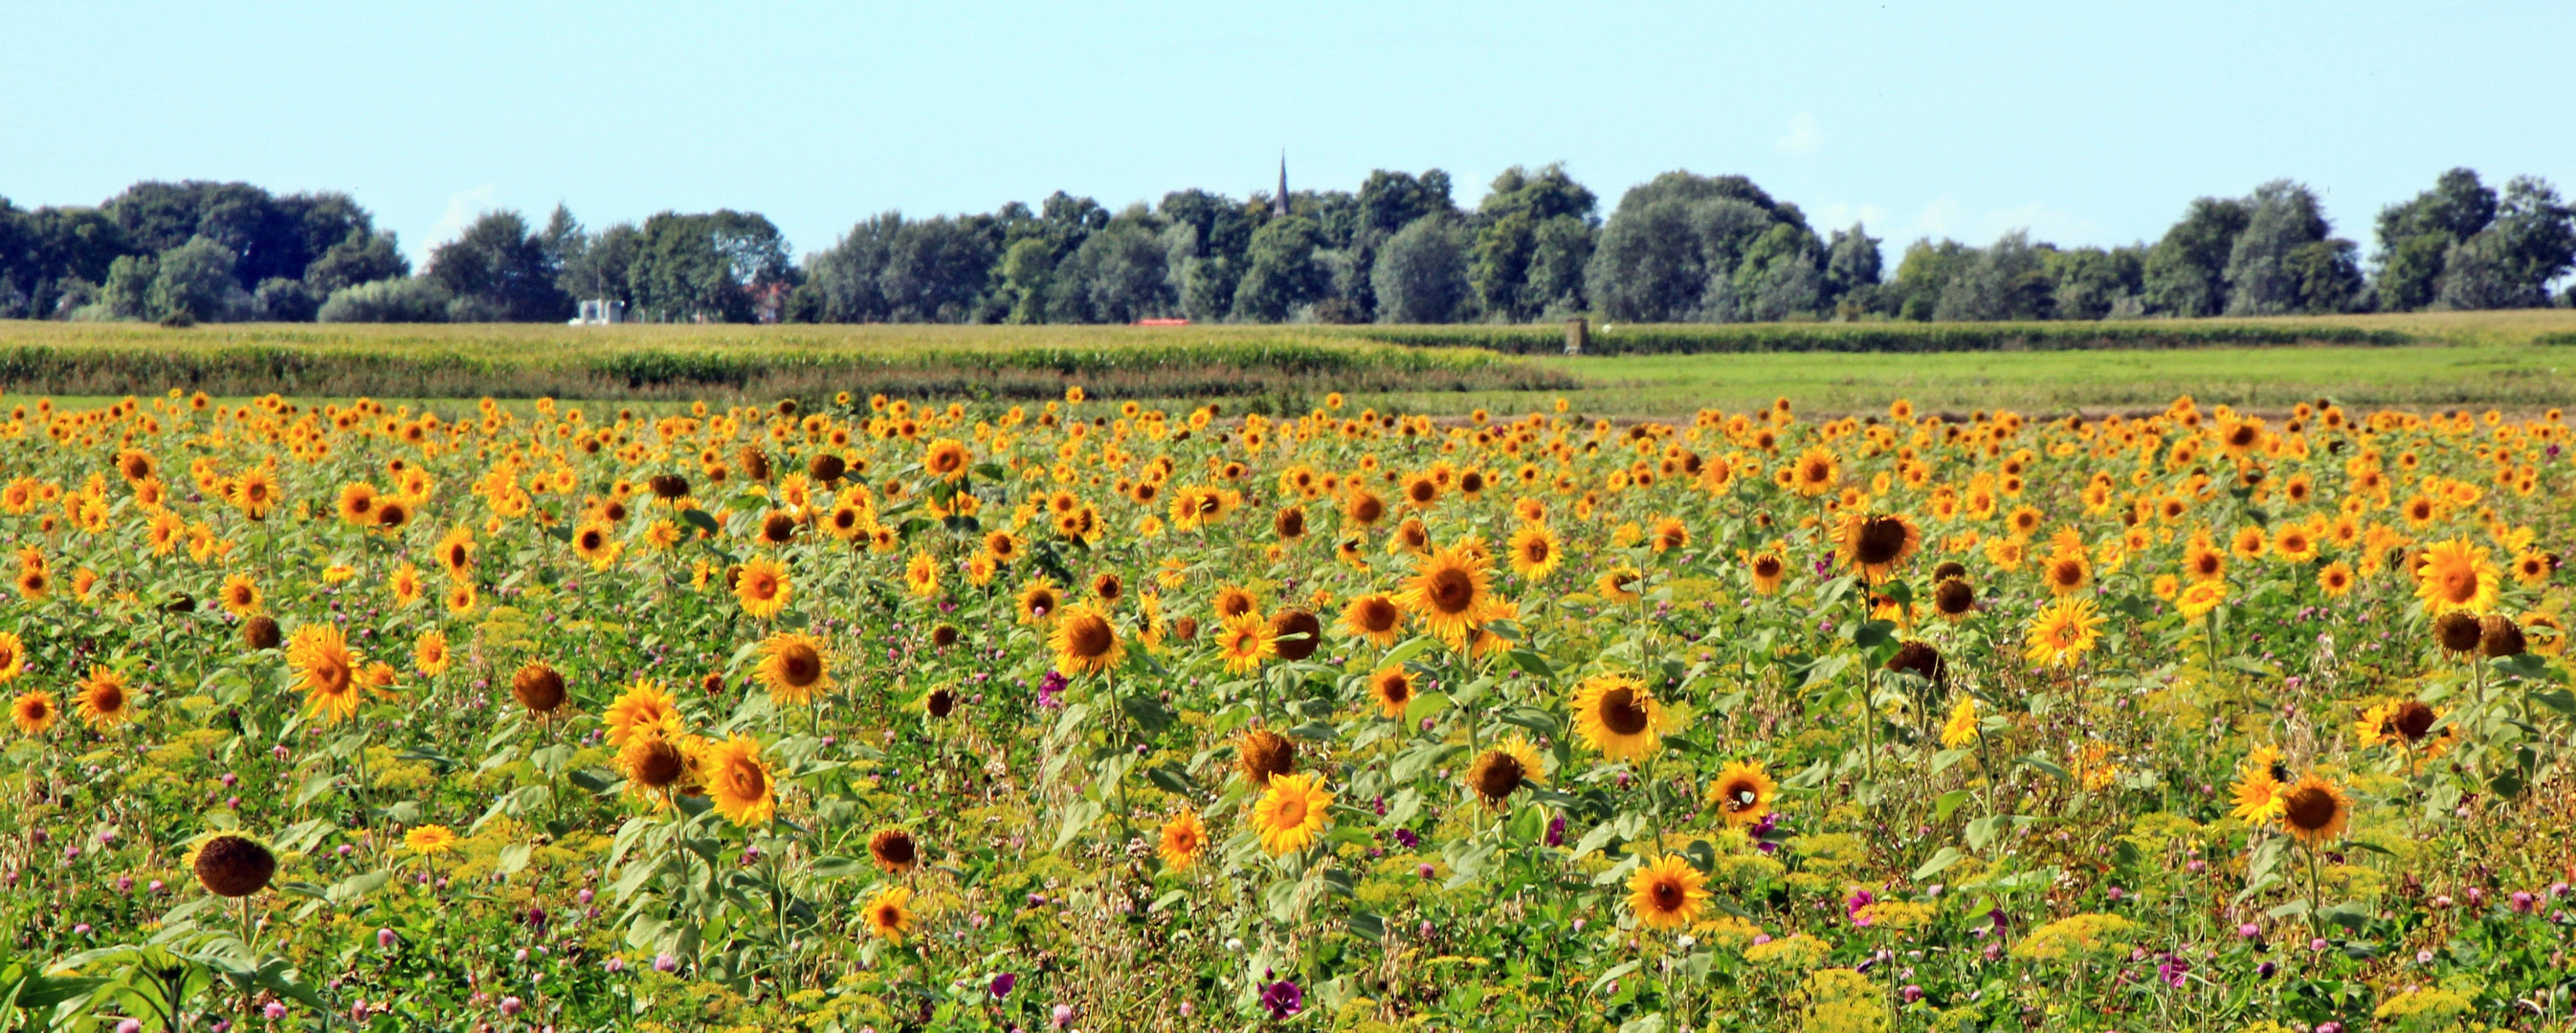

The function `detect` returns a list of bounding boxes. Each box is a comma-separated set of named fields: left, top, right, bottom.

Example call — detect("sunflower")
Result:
left=227, top=467, right=279, bottom=519
left=1932, top=577, right=1976, bottom=620
left=2041, top=552, right=2090, bottom=596
left=511, top=662, right=568, bottom=715
left=2413, top=538, right=2498, bottom=615
left=1157, top=809, right=1207, bottom=871
left=735, top=557, right=790, bottom=619
left=758, top=631, right=832, bottom=706
left=2356, top=698, right=2454, bottom=758
left=869, top=827, right=921, bottom=873
left=336, top=482, right=379, bottom=525
left=1366, top=666, right=1415, bottom=718
left=1650, top=516, right=1689, bottom=554
left=903, top=551, right=941, bottom=599
left=923, top=438, right=972, bottom=482
left=2229, top=763, right=2285, bottom=824
left=1940, top=697, right=1980, bottom=748
left=11, top=690, right=57, bottom=736
left=289, top=626, right=363, bottom=725
left=1834, top=512, right=1921, bottom=582
left=218, top=574, right=261, bottom=616
left=1340, top=593, right=1405, bottom=648
left=1597, top=564, right=1643, bottom=603
left=2022, top=596, right=2106, bottom=669
left=1050, top=604, right=1125, bottom=676
left=1507, top=522, right=1562, bottom=580
left=571, top=519, right=620, bottom=568
left=1746, top=551, right=1788, bottom=595
left=2512, top=550, right=2552, bottom=587
left=434, top=526, right=477, bottom=582
left=388, top=563, right=424, bottom=607
left=617, top=734, right=690, bottom=803
left=704, top=734, right=777, bottom=827
left=0, top=631, right=24, bottom=684
left=1215, top=612, right=1277, bottom=675
left=2317, top=561, right=2355, bottom=598
left=2175, top=579, right=2227, bottom=620
left=2184, top=542, right=2226, bottom=582
left=413, top=628, right=452, bottom=676
left=1252, top=772, right=1333, bottom=855
left=1626, top=854, right=1712, bottom=930
left=1398, top=540, right=1503, bottom=646
left=862, top=886, right=915, bottom=945
left=1464, top=737, right=1545, bottom=806
left=1570, top=672, right=1674, bottom=762
left=445, top=582, right=477, bottom=615
left=1788, top=447, right=1840, bottom=497
left=604, top=677, right=681, bottom=747
left=404, top=824, right=458, bottom=856
left=1707, top=760, right=1777, bottom=826
left=2276, top=773, right=2351, bottom=847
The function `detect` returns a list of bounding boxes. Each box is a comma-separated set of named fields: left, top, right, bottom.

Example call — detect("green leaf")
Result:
left=496, top=844, right=534, bottom=876
left=679, top=508, right=722, bottom=538
left=1934, top=789, right=1973, bottom=822
left=1118, top=693, right=1173, bottom=734
left=1912, top=846, right=1965, bottom=881
left=1505, top=649, right=1555, bottom=680
left=1403, top=692, right=1451, bottom=724
left=1383, top=636, right=1438, bottom=667
left=326, top=868, right=392, bottom=906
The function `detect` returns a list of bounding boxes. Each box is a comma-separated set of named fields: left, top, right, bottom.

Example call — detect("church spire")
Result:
left=1273, top=152, right=1290, bottom=217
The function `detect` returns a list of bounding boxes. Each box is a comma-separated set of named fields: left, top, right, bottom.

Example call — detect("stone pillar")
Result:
left=1565, top=318, right=1588, bottom=355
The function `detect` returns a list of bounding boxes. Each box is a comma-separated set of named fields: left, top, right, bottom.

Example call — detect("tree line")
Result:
left=2, top=165, right=2568, bottom=325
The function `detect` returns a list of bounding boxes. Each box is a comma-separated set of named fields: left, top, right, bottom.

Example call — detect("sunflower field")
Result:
left=2, top=387, right=2573, bottom=1033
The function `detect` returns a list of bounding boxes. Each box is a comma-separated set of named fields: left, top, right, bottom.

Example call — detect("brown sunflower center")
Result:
left=778, top=644, right=823, bottom=687
left=633, top=740, right=685, bottom=788
left=1599, top=687, right=1651, bottom=736
left=2281, top=786, right=2337, bottom=832
left=1472, top=752, right=1525, bottom=801
left=2390, top=701, right=2437, bottom=742
left=1853, top=516, right=1910, bottom=566
left=1653, top=878, right=1683, bottom=909
left=727, top=758, right=766, bottom=798
left=192, top=834, right=278, bottom=898
left=1424, top=568, right=1477, bottom=615
left=1067, top=616, right=1115, bottom=658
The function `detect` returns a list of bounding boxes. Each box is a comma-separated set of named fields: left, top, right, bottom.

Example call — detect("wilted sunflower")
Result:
left=1340, top=593, right=1405, bottom=648
left=1626, top=854, right=1711, bottom=930
left=1833, top=511, right=1921, bottom=582
left=1707, top=760, right=1777, bottom=826
left=1252, top=772, right=1332, bottom=855
left=1398, top=541, right=1502, bottom=646
left=2276, top=773, right=2351, bottom=846
left=1051, top=604, right=1125, bottom=676
left=2413, top=538, right=2498, bottom=616
left=1932, top=577, right=1976, bottom=620
left=1464, top=737, right=1545, bottom=806
left=1268, top=609, right=1322, bottom=662
left=511, top=662, right=568, bottom=715
left=2022, top=596, right=2106, bottom=669
left=10, top=690, right=57, bottom=736
left=1215, top=612, right=1277, bottom=675
left=2478, top=614, right=2525, bottom=657
left=863, top=886, right=915, bottom=945
left=1157, top=809, right=1207, bottom=870
left=1507, top=522, right=1562, bottom=580
left=758, top=632, right=833, bottom=706
left=704, top=734, right=776, bottom=827
left=1570, top=672, right=1674, bottom=762
left=188, top=833, right=278, bottom=898
left=1236, top=728, right=1297, bottom=786
left=605, top=677, right=681, bottom=747
left=735, top=557, right=790, bottom=619
left=867, top=827, right=922, bottom=873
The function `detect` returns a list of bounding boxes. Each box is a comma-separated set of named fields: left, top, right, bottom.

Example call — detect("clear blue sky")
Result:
left=5, top=1, right=2567, bottom=266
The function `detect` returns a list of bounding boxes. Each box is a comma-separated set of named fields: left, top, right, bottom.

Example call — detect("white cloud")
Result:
left=1774, top=113, right=1823, bottom=158
left=426, top=185, right=500, bottom=252
left=1810, top=201, right=1890, bottom=233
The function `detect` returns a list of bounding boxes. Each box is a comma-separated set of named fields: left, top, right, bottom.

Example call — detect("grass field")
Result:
left=4, top=310, right=2575, bottom=417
